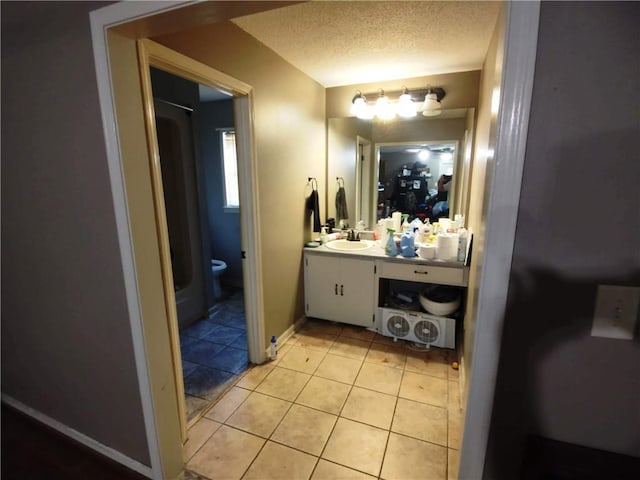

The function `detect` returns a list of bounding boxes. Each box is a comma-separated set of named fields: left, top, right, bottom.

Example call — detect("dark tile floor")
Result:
left=180, top=288, right=248, bottom=421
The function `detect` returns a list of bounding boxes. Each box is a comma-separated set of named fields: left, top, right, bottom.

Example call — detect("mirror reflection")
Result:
left=377, top=141, right=457, bottom=223
left=327, top=108, right=474, bottom=229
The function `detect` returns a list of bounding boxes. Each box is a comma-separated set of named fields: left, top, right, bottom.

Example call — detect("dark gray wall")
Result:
left=1, top=1, right=149, bottom=465
left=486, top=1, right=640, bottom=476
left=197, top=100, right=243, bottom=288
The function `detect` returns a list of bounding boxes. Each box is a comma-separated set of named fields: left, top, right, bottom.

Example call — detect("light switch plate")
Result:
left=591, top=285, right=640, bottom=340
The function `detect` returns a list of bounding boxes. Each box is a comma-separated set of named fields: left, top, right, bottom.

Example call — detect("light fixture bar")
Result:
left=350, top=86, right=446, bottom=120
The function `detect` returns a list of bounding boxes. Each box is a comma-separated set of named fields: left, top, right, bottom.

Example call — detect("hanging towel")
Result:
left=306, top=189, right=322, bottom=232
left=335, top=186, right=349, bottom=221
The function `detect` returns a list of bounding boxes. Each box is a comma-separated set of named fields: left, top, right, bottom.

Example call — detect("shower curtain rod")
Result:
left=154, top=97, right=193, bottom=112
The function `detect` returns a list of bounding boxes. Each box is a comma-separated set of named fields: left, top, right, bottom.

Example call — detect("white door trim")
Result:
left=136, top=37, right=264, bottom=442
left=90, top=5, right=188, bottom=479
left=459, top=1, right=540, bottom=477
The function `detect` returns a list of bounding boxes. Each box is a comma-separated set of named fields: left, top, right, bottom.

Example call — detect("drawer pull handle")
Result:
left=335, top=284, right=338, bottom=295
left=340, top=285, right=344, bottom=296
left=414, top=270, right=429, bottom=275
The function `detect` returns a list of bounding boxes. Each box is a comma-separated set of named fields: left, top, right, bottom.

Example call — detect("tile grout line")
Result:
left=311, top=334, right=378, bottom=478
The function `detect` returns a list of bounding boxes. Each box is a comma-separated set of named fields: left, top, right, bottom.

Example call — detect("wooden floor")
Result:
left=1, top=404, right=148, bottom=480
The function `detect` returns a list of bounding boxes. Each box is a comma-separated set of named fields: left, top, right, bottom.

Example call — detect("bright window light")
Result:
left=221, top=129, right=239, bottom=209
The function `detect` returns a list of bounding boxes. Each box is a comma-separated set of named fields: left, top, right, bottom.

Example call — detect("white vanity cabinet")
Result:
left=304, top=252, right=376, bottom=327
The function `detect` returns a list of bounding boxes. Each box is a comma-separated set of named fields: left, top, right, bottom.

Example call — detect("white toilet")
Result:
left=210, top=259, right=227, bottom=300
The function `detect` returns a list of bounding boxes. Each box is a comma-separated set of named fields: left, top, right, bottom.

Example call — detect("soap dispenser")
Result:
left=320, top=226, right=328, bottom=244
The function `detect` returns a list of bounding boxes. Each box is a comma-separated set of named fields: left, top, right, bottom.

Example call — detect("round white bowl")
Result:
left=419, top=286, right=461, bottom=316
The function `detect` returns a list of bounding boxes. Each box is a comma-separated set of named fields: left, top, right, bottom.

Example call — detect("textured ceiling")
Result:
left=231, top=1, right=501, bottom=87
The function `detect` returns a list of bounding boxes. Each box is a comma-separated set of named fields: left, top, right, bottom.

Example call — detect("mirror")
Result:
left=328, top=108, right=475, bottom=229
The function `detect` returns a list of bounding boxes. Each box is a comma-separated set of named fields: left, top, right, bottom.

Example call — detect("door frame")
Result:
left=90, top=1, right=540, bottom=478
left=137, top=38, right=265, bottom=437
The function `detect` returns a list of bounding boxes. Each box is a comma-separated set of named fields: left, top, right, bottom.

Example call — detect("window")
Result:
left=220, top=129, right=239, bottom=210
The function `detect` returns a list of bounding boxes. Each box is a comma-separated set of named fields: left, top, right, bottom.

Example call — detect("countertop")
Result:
left=304, top=241, right=467, bottom=269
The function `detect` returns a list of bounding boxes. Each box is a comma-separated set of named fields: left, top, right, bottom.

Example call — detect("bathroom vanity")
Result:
left=303, top=241, right=468, bottom=331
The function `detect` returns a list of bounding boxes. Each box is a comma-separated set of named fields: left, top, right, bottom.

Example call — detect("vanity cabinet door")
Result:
left=304, top=254, right=376, bottom=327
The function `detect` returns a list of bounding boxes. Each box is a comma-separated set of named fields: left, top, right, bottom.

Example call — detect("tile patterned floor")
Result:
left=183, top=319, right=463, bottom=480
left=180, top=289, right=248, bottom=422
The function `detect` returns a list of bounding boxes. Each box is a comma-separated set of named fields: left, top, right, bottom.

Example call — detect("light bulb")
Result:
left=422, top=92, right=442, bottom=117
left=418, top=149, right=430, bottom=161
left=397, top=92, right=416, bottom=118
left=375, top=93, right=395, bottom=120
left=351, top=95, right=373, bottom=119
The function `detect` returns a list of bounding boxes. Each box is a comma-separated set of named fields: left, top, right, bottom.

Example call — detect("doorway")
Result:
left=129, top=38, right=266, bottom=450
left=149, top=66, right=253, bottom=422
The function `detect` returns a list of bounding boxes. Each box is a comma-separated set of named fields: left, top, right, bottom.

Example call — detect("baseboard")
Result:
left=1, top=393, right=153, bottom=478
left=264, top=315, right=307, bottom=358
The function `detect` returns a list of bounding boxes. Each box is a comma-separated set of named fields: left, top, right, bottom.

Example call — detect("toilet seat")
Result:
left=211, top=259, right=227, bottom=273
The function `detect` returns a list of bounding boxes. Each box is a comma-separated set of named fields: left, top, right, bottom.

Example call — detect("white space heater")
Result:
left=379, top=308, right=456, bottom=349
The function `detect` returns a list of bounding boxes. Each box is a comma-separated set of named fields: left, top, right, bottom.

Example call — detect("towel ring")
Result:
left=307, top=177, right=318, bottom=190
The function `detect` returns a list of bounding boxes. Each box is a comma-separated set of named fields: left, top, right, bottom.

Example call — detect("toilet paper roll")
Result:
left=417, top=243, right=437, bottom=259
left=436, top=233, right=459, bottom=260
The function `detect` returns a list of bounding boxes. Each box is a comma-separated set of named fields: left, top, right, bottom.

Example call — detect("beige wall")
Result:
left=0, top=1, right=149, bottom=465
left=153, top=21, right=327, bottom=345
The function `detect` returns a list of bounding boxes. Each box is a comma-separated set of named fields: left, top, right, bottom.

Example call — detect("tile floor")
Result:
left=180, top=289, right=249, bottom=421
left=183, top=319, right=463, bottom=480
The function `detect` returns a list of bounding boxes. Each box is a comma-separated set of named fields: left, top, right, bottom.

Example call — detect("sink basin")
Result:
left=324, top=239, right=374, bottom=251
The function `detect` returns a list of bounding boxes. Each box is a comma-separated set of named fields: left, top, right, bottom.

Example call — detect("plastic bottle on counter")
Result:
left=269, top=335, right=278, bottom=360
left=320, top=226, right=328, bottom=244
left=457, top=228, right=468, bottom=262
left=422, top=219, right=432, bottom=242
left=385, top=228, right=398, bottom=256
left=400, top=232, right=416, bottom=257
left=401, top=214, right=411, bottom=233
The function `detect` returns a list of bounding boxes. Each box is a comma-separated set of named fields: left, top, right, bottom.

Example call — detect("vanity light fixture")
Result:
left=422, top=86, right=446, bottom=117
left=350, top=86, right=446, bottom=120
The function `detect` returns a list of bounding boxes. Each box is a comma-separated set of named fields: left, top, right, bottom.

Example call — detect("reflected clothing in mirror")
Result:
left=389, top=172, right=428, bottom=214
left=437, top=174, right=452, bottom=201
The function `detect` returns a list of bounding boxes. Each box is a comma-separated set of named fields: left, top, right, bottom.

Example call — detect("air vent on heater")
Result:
left=386, top=314, right=410, bottom=337
left=413, top=319, right=439, bottom=344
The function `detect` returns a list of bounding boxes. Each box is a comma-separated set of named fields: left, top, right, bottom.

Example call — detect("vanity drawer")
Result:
left=378, top=261, right=465, bottom=286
